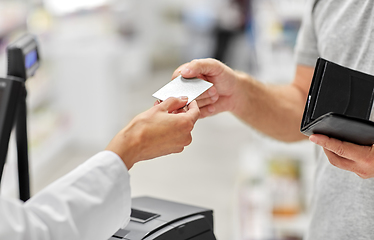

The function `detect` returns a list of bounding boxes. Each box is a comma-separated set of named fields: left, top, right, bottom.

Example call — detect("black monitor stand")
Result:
left=0, top=76, right=29, bottom=202
left=1, top=33, right=40, bottom=202
left=15, top=86, right=30, bottom=201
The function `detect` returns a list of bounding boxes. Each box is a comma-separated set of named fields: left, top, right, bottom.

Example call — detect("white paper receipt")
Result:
left=152, top=75, right=213, bottom=104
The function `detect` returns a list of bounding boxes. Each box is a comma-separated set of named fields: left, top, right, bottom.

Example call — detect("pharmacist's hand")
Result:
left=310, top=134, right=374, bottom=179
left=172, top=58, right=239, bottom=118
left=106, top=97, right=200, bottom=170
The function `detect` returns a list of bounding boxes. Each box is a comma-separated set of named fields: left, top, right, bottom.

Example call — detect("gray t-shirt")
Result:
left=295, top=0, right=374, bottom=239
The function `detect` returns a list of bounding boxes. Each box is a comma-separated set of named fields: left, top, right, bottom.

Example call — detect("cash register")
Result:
left=110, top=196, right=217, bottom=240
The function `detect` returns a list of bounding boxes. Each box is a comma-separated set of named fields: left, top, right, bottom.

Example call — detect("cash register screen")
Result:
left=25, top=50, right=38, bottom=69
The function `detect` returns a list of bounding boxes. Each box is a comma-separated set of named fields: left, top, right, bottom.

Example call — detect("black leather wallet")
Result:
left=300, top=58, right=374, bottom=145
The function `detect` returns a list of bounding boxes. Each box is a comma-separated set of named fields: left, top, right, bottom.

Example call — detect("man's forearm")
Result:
left=231, top=71, right=309, bottom=142
left=174, top=59, right=313, bottom=141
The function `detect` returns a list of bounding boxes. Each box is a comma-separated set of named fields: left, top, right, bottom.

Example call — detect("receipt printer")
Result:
left=110, top=196, right=217, bottom=240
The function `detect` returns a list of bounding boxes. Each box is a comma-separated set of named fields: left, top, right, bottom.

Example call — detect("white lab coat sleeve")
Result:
left=0, top=150, right=131, bottom=240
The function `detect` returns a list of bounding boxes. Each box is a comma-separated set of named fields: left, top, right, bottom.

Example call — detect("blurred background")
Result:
left=0, top=0, right=314, bottom=239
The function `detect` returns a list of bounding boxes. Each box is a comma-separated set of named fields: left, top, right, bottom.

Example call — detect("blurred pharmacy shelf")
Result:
left=0, top=2, right=27, bottom=40
left=232, top=1, right=312, bottom=239
left=233, top=134, right=315, bottom=240
left=251, top=0, right=305, bottom=83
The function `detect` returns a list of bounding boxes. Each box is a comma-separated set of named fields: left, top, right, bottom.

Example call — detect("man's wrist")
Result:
left=230, top=71, right=254, bottom=116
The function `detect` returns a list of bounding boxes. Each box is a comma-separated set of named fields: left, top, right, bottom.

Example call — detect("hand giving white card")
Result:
left=152, top=75, right=213, bottom=104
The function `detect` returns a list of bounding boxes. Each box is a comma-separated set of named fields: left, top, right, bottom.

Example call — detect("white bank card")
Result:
left=152, top=75, right=213, bottom=104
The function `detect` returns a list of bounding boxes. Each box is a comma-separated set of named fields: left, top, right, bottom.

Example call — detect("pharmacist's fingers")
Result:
left=158, top=97, right=188, bottom=113
left=154, top=99, right=162, bottom=106
left=185, top=100, right=200, bottom=123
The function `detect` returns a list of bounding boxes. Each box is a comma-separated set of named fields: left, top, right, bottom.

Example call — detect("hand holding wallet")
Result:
left=300, top=58, right=374, bottom=146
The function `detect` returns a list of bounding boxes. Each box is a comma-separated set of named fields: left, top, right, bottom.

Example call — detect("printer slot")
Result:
left=131, top=208, right=160, bottom=224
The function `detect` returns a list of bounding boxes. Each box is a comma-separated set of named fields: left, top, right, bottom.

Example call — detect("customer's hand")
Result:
left=106, top=97, right=200, bottom=170
left=172, top=58, right=240, bottom=118
left=310, top=134, right=374, bottom=179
